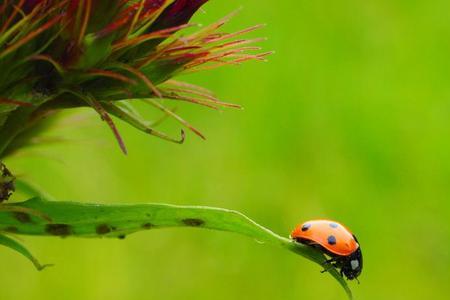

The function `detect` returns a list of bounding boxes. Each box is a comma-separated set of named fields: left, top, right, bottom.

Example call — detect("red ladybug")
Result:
left=290, top=220, right=362, bottom=281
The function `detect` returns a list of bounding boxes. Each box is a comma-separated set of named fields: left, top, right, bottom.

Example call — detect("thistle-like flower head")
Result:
left=0, top=0, right=269, bottom=156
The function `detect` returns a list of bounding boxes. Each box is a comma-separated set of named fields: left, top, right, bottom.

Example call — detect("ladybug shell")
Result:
left=290, top=220, right=359, bottom=256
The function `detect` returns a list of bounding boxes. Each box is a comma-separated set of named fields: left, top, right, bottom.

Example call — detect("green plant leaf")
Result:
left=0, top=197, right=353, bottom=299
left=0, top=233, right=52, bottom=271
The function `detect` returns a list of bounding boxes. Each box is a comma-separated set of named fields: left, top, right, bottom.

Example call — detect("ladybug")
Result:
left=290, top=219, right=362, bottom=281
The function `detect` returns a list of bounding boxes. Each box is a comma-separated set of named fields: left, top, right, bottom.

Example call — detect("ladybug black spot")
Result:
left=327, top=235, right=337, bottom=245
left=301, top=223, right=311, bottom=231
left=329, top=222, right=338, bottom=228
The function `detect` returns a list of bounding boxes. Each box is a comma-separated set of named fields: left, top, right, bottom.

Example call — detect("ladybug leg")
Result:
left=321, top=257, right=336, bottom=268
left=322, top=258, right=336, bottom=265
left=320, top=258, right=337, bottom=273
left=320, top=263, right=337, bottom=273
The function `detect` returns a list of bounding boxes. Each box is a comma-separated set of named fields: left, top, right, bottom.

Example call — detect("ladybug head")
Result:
left=341, top=247, right=363, bottom=281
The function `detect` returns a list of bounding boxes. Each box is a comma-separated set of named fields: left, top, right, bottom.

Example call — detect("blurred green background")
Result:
left=2, top=0, right=450, bottom=299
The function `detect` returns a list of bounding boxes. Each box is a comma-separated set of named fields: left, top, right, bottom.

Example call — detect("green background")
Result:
left=2, top=0, right=450, bottom=299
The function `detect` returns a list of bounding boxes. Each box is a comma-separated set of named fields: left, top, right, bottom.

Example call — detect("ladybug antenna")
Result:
left=355, top=277, right=360, bottom=284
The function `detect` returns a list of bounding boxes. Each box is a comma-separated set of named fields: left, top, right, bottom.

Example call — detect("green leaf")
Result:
left=0, top=197, right=352, bottom=299
left=0, top=233, right=52, bottom=271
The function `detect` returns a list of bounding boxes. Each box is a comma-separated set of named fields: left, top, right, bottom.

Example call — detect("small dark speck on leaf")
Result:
left=46, top=224, right=72, bottom=237
left=141, top=223, right=153, bottom=229
left=118, top=235, right=126, bottom=239
left=182, top=218, right=204, bottom=227
left=4, top=226, right=18, bottom=233
left=96, top=224, right=112, bottom=235
left=13, top=212, right=32, bottom=223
